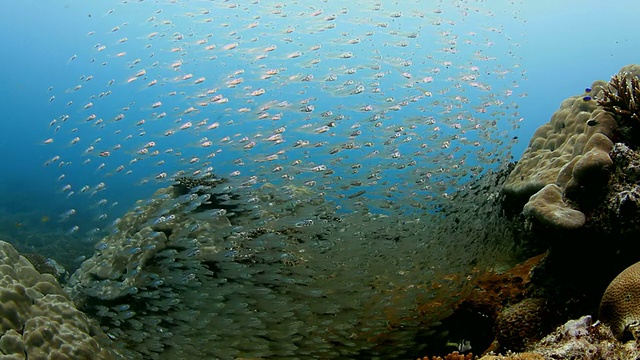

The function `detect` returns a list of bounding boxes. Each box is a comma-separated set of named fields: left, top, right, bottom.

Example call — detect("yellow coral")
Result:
left=599, top=261, right=640, bottom=340
left=0, top=240, right=116, bottom=359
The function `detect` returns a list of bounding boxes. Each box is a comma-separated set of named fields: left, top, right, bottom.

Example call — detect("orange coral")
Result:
left=418, top=351, right=475, bottom=360
left=463, top=252, right=547, bottom=321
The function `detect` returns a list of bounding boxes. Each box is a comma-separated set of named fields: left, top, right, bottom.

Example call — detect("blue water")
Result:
left=1, top=0, right=638, bottom=266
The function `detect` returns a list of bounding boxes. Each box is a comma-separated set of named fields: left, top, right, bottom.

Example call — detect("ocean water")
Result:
left=1, top=0, right=639, bottom=358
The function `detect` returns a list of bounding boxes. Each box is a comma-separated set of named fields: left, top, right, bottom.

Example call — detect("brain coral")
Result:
left=0, top=240, right=116, bottom=359
left=599, top=260, right=640, bottom=340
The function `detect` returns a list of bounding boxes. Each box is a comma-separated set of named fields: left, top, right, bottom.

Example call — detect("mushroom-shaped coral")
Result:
left=598, top=260, right=640, bottom=340
left=522, top=184, right=585, bottom=229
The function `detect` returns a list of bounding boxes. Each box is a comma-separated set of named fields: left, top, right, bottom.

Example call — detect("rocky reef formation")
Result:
left=411, top=64, right=640, bottom=360
left=467, top=65, right=640, bottom=358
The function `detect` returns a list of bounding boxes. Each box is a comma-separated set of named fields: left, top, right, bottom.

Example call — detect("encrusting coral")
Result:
left=522, top=184, right=585, bottom=229
left=598, top=260, right=640, bottom=340
left=0, top=240, right=116, bottom=359
left=418, top=351, right=475, bottom=360
left=494, top=298, right=552, bottom=352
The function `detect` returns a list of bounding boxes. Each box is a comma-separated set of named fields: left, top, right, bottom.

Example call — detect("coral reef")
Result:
left=522, top=184, right=585, bottom=229
left=501, top=71, right=623, bottom=228
left=0, top=240, right=116, bottom=359
left=488, top=64, right=640, bottom=360
left=597, top=64, right=640, bottom=147
left=598, top=261, right=640, bottom=340
left=418, top=351, right=475, bottom=360
left=502, top=80, right=615, bottom=202
left=529, top=315, right=640, bottom=359
left=494, top=298, right=553, bottom=352
left=63, top=158, right=523, bottom=359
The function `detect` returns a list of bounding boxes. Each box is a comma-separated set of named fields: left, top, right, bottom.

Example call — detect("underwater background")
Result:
left=1, top=0, right=640, bottom=358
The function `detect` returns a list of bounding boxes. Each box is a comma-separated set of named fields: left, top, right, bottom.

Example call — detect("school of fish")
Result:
left=43, top=0, right=526, bottom=249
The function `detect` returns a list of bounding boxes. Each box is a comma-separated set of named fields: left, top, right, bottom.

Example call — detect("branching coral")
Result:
left=598, top=72, right=640, bottom=146
left=598, top=72, right=640, bottom=122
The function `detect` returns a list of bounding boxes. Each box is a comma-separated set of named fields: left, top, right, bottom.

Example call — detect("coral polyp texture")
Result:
left=502, top=80, right=614, bottom=200
left=598, top=261, right=640, bottom=340
left=494, top=298, right=552, bottom=352
left=597, top=64, right=640, bottom=147
left=500, top=67, right=640, bottom=228
left=0, top=240, right=116, bottom=360
left=522, top=184, right=585, bottom=229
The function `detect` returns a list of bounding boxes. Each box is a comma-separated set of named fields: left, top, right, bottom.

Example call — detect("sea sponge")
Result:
left=598, top=260, right=640, bottom=340
left=0, top=240, right=116, bottom=359
left=522, top=184, right=585, bottom=229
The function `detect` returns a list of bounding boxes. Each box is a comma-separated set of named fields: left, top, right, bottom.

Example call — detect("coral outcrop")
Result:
left=599, top=261, right=640, bottom=340
left=504, top=65, right=640, bottom=231
left=487, top=64, right=640, bottom=360
left=0, top=240, right=116, bottom=359
left=598, top=64, right=640, bottom=147
left=501, top=68, right=639, bottom=228
left=521, top=184, right=585, bottom=229
left=502, top=81, right=615, bottom=202
left=487, top=315, right=640, bottom=359
left=494, top=298, right=552, bottom=352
